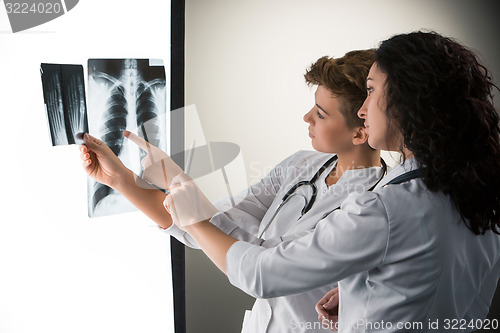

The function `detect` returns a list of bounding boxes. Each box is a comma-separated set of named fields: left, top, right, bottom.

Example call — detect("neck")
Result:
left=326, top=144, right=380, bottom=186
left=401, top=147, right=414, bottom=160
left=336, top=144, right=380, bottom=172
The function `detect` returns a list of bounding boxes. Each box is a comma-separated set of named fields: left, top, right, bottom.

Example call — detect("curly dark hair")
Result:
left=376, top=31, right=500, bottom=235
left=304, top=50, right=375, bottom=128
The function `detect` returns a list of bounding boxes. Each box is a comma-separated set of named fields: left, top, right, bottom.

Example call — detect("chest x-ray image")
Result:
left=87, top=58, right=167, bottom=218
left=40, top=63, right=88, bottom=146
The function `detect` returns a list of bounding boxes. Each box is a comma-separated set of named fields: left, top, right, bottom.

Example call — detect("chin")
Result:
left=313, top=145, right=335, bottom=154
left=311, top=143, right=324, bottom=153
left=367, top=138, right=382, bottom=150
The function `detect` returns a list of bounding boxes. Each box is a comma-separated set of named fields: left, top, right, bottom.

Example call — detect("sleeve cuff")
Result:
left=157, top=223, right=193, bottom=244
left=157, top=222, right=178, bottom=233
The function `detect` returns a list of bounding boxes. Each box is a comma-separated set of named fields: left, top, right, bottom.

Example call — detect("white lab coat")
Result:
left=164, top=150, right=386, bottom=333
left=226, top=158, right=500, bottom=333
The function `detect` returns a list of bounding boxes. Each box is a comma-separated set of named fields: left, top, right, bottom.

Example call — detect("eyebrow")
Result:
left=316, top=103, right=330, bottom=116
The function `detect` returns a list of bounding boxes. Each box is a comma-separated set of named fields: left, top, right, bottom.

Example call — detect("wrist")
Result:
left=181, top=220, right=208, bottom=233
left=113, top=168, right=136, bottom=192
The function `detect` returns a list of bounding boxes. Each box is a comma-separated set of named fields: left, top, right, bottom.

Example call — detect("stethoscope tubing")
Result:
left=257, top=155, right=387, bottom=239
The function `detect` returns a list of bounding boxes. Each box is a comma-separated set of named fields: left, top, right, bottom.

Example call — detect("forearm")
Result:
left=183, top=221, right=238, bottom=273
left=114, top=169, right=173, bottom=229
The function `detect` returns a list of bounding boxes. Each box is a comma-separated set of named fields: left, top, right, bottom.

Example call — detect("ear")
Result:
left=352, top=126, right=369, bottom=146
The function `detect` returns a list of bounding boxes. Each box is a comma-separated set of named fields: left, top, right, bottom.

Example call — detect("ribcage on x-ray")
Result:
left=91, top=85, right=128, bottom=210
left=103, top=85, right=128, bottom=156
left=136, top=81, right=162, bottom=155
left=89, top=59, right=165, bottom=216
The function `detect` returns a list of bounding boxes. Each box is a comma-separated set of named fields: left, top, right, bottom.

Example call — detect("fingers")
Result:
left=326, top=316, right=339, bottom=332
left=79, top=146, right=92, bottom=166
left=166, top=178, right=218, bottom=229
left=80, top=151, right=90, bottom=160
left=164, top=193, right=180, bottom=226
left=123, top=130, right=151, bottom=152
left=323, top=292, right=339, bottom=310
left=80, top=153, right=91, bottom=163
left=163, top=195, right=170, bottom=214
left=316, top=303, right=329, bottom=320
left=83, top=133, right=107, bottom=153
left=315, top=296, right=330, bottom=319
left=171, top=172, right=193, bottom=186
left=316, top=288, right=339, bottom=319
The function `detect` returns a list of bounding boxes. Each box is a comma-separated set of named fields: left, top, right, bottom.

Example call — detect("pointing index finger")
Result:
left=123, top=130, right=151, bottom=152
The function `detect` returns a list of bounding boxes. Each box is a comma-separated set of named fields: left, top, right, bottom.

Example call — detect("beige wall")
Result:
left=184, top=1, right=499, bottom=332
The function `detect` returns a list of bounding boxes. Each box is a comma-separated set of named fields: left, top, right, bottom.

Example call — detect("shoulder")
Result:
left=281, top=150, right=333, bottom=168
left=371, top=179, right=463, bottom=250
left=272, top=150, right=334, bottom=179
left=341, top=190, right=389, bottom=217
left=337, top=182, right=435, bottom=236
left=375, top=178, right=431, bottom=210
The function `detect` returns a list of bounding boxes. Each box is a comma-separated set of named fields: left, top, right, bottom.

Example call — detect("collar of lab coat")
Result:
left=376, top=157, right=420, bottom=189
left=314, top=160, right=385, bottom=194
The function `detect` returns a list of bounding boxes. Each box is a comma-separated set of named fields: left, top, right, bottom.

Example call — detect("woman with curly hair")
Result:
left=155, top=31, right=500, bottom=332
left=314, top=31, right=500, bottom=331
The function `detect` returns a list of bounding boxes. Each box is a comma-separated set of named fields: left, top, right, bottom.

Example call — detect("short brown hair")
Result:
left=304, top=50, right=375, bottom=128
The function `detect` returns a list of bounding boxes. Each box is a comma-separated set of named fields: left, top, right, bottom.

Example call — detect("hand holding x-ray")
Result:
left=124, top=131, right=218, bottom=227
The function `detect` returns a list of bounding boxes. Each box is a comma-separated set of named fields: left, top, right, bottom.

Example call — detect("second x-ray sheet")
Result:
left=40, top=63, right=88, bottom=146
left=87, top=59, right=167, bottom=218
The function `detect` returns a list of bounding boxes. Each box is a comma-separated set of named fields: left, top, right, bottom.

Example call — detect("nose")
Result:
left=358, top=98, right=368, bottom=119
left=303, top=107, right=314, bottom=123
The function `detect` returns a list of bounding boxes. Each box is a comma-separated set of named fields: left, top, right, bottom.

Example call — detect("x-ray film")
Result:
left=40, top=63, right=88, bottom=146
left=87, top=59, right=167, bottom=218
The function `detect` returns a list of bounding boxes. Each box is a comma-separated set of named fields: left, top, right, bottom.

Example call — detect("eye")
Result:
left=316, top=110, right=325, bottom=119
left=367, top=87, right=374, bottom=96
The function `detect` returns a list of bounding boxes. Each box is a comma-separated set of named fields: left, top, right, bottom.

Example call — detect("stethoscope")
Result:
left=258, top=155, right=388, bottom=238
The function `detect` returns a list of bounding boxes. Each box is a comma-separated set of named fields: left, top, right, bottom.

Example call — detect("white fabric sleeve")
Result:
left=159, top=151, right=307, bottom=248
left=158, top=213, right=267, bottom=249
left=210, top=152, right=304, bottom=236
left=226, top=191, right=390, bottom=299
left=160, top=223, right=201, bottom=249
left=161, top=215, right=315, bottom=249
left=208, top=151, right=317, bottom=245
left=259, top=229, right=314, bottom=248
